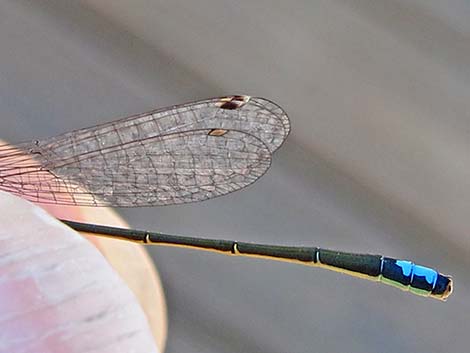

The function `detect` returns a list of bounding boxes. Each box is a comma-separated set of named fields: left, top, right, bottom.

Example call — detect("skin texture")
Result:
left=0, top=140, right=167, bottom=353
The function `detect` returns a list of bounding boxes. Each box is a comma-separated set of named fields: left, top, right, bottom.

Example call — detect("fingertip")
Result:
left=0, top=191, right=160, bottom=353
left=45, top=202, right=168, bottom=350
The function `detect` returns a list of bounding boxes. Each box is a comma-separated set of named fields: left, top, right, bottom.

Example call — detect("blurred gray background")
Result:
left=1, top=1, right=469, bottom=352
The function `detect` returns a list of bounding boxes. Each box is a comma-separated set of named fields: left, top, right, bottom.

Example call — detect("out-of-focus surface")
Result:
left=0, top=1, right=468, bottom=352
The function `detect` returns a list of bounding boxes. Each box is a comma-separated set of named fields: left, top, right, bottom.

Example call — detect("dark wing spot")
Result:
left=218, top=95, right=250, bottom=110
left=208, top=129, right=228, bottom=136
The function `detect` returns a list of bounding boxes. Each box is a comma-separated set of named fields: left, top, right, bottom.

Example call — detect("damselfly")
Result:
left=0, top=95, right=452, bottom=300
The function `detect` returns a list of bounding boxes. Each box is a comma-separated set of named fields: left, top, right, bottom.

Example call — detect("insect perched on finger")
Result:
left=0, top=95, right=453, bottom=301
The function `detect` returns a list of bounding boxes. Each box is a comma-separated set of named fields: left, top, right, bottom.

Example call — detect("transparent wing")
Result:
left=49, top=95, right=289, bottom=154
left=0, top=96, right=288, bottom=207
